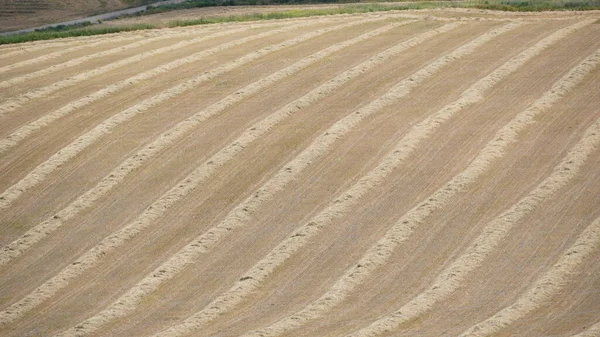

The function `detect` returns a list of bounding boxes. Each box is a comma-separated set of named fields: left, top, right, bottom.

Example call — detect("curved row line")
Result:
left=343, top=46, right=600, bottom=337
left=0, top=16, right=349, bottom=93
left=0, top=16, right=405, bottom=327
left=0, top=28, right=228, bottom=88
left=0, top=17, right=403, bottom=275
left=0, top=18, right=342, bottom=210
left=0, top=17, right=391, bottom=267
left=0, top=10, right=492, bottom=63
left=213, top=18, right=596, bottom=337
left=0, top=33, right=142, bottom=74
left=0, top=11, right=426, bottom=59
left=51, top=21, right=465, bottom=337
left=233, top=18, right=597, bottom=337
left=459, top=208, right=600, bottom=337
left=0, top=21, right=280, bottom=116
left=144, top=20, right=522, bottom=337
left=0, top=13, right=446, bottom=119
left=223, top=20, right=596, bottom=336
left=0, top=20, right=322, bottom=153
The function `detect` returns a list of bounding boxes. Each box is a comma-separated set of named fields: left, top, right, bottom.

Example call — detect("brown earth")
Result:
left=0, top=0, right=158, bottom=32
left=0, top=9, right=599, bottom=337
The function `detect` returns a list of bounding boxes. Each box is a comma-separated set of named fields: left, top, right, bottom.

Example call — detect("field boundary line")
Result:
left=0, top=34, right=142, bottom=74
left=236, top=19, right=598, bottom=337
left=0, top=18, right=404, bottom=268
left=342, top=48, right=600, bottom=337
left=49, top=21, right=464, bottom=337
left=458, top=212, right=600, bottom=337
left=0, top=19, right=354, bottom=210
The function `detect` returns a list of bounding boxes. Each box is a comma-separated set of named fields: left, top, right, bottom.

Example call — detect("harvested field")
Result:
left=1, top=9, right=600, bottom=337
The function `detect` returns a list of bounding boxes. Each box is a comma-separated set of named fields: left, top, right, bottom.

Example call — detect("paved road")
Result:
left=0, top=0, right=189, bottom=36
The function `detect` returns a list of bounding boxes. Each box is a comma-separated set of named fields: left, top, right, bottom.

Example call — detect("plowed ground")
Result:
left=0, top=9, right=599, bottom=337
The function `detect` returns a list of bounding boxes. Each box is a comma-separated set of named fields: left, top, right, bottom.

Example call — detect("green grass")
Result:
left=1, top=0, right=598, bottom=45
left=474, top=0, right=600, bottom=10
left=0, top=24, right=155, bottom=45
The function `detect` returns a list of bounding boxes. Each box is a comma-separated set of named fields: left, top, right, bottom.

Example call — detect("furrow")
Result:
left=52, top=21, right=464, bottom=337
left=571, top=321, right=600, bottom=337
left=234, top=18, right=596, bottom=337
left=0, top=18, right=328, bottom=93
left=143, top=21, right=493, bottom=337
left=0, top=34, right=141, bottom=74
left=0, top=16, right=399, bottom=328
left=0, top=19, right=340, bottom=210
left=238, top=21, right=555, bottom=337
left=0, top=29, right=220, bottom=88
left=0, top=24, right=286, bottom=153
left=343, top=47, right=600, bottom=337
left=458, top=213, right=600, bottom=337
left=0, top=25, right=255, bottom=117
left=0, top=18, right=404, bottom=272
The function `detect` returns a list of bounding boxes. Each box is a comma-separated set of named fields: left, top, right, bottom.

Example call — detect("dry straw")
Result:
left=147, top=21, right=540, bottom=337
left=52, top=21, right=464, bottom=337
left=236, top=19, right=598, bottom=337
left=0, top=28, right=226, bottom=89
left=0, top=17, right=330, bottom=117
left=0, top=41, right=82, bottom=60
left=0, top=27, right=243, bottom=117
left=0, top=17, right=381, bottom=154
left=0, top=35, right=140, bottom=74
left=0, top=16, right=403, bottom=329
left=0, top=20, right=328, bottom=209
left=0, top=25, right=272, bottom=154
left=0, top=40, right=97, bottom=59
left=459, top=214, right=600, bottom=336
left=346, top=47, right=600, bottom=337
left=0, top=17, right=391, bottom=269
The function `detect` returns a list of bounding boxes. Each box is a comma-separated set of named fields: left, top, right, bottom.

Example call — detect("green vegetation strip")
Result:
left=1, top=0, right=599, bottom=45
left=474, top=0, right=600, bottom=11
left=166, top=4, right=443, bottom=27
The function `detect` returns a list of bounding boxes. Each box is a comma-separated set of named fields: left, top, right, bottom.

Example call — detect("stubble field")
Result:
left=0, top=9, right=599, bottom=337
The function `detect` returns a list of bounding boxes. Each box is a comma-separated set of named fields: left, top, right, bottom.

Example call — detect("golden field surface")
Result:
left=0, top=9, right=600, bottom=336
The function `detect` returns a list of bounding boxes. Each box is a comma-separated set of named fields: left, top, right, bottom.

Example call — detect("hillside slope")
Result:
left=0, top=9, right=599, bottom=337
